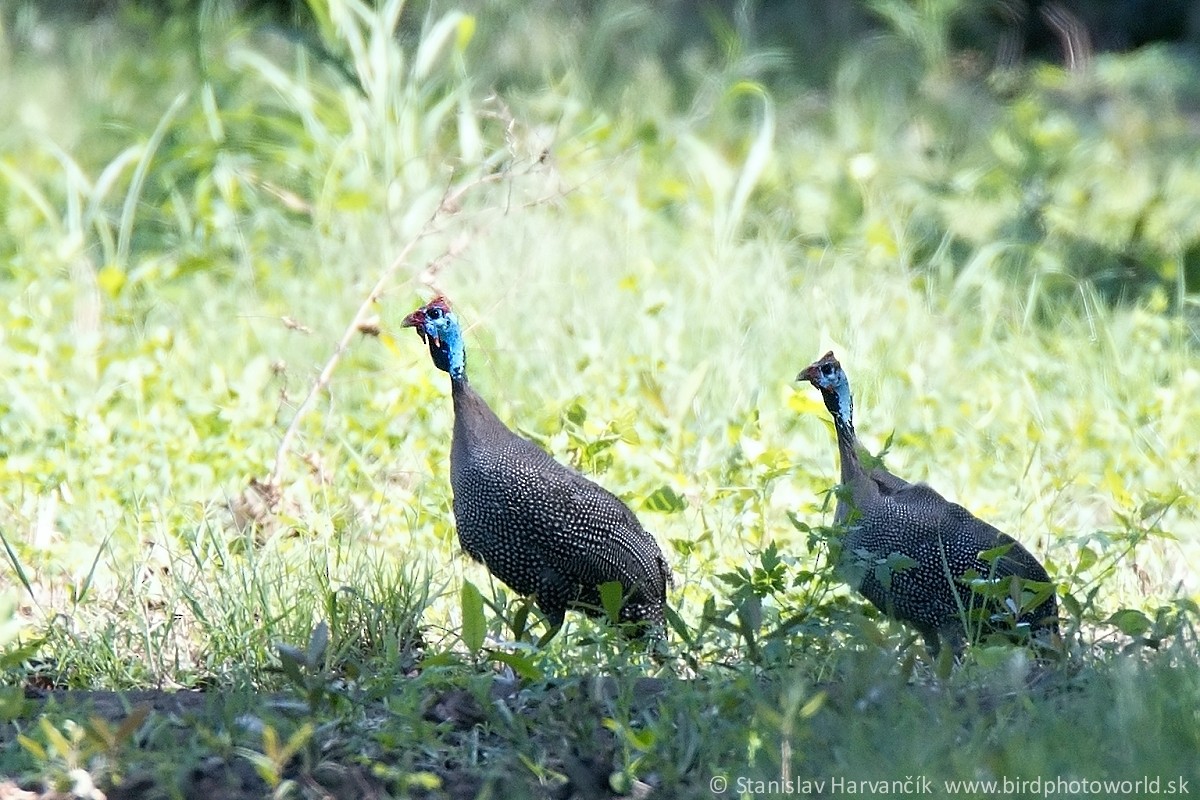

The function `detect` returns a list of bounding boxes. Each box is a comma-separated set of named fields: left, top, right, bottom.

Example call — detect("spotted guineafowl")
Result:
left=402, top=297, right=672, bottom=639
left=797, top=351, right=1058, bottom=655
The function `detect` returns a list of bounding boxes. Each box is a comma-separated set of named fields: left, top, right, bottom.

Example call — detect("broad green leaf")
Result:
left=306, top=621, right=329, bottom=671
left=1108, top=608, right=1152, bottom=637
left=460, top=580, right=485, bottom=654
left=642, top=485, right=687, bottom=514
left=599, top=580, right=624, bottom=623
left=0, top=686, right=23, bottom=722
left=276, top=644, right=306, bottom=686
left=489, top=650, right=543, bottom=681
left=1076, top=546, right=1098, bottom=573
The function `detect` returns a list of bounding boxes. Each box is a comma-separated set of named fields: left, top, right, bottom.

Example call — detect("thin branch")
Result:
left=264, top=142, right=619, bottom=494
left=267, top=170, right=503, bottom=489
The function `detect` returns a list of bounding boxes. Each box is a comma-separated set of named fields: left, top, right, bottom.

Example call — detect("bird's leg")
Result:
left=536, top=622, right=563, bottom=648
left=535, top=602, right=566, bottom=647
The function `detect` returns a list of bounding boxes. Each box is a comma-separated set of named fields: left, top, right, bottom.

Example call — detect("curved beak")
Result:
left=401, top=309, right=427, bottom=343
left=796, top=364, right=818, bottom=384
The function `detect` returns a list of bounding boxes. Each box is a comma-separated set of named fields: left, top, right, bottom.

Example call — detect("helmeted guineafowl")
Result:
left=402, top=296, right=672, bottom=639
left=797, top=351, right=1058, bottom=655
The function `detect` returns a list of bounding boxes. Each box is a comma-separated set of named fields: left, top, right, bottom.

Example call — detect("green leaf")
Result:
left=461, top=580, right=485, bottom=654
left=0, top=537, right=34, bottom=600
left=799, top=691, right=825, bottom=719
left=736, top=594, right=762, bottom=635
left=511, top=597, right=531, bottom=640
left=276, top=644, right=306, bottom=687
left=663, top=604, right=692, bottom=645
left=935, top=643, right=955, bottom=679
left=759, top=542, right=783, bottom=572
left=454, top=14, right=476, bottom=52
left=1139, top=499, right=1170, bottom=521
left=236, top=745, right=279, bottom=786
left=0, top=638, right=45, bottom=671
left=17, top=733, right=46, bottom=761
left=306, top=621, right=329, bottom=671
left=280, top=722, right=315, bottom=763
left=419, top=652, right=463, bottom=669
left=565, top=402, right=587, bottom=426
left=1061, top=592, right=1083, bottom=620
left=875, top=552, right=917, bottom=590
left=874, top=562, right=894, bottom=591
left=1108, top=608, right=1152, bottom=637
left=642, top=485, right=687, bottom=514
left=1008, top=575, right=1024, bottom=613
left=598, top=581, right=625, bottom=623
left=489, top=650, right=543, bottom=681
left=626, top=725, right=656, bottom=750
left=978, top=542, right=1015, bottom=564
left=39, top=717, right=71, bottom=757
left=97, top=263, right=127, bottom=296
left=0, top=685, right=23, bottom=721
left=786, top=511, right=811, bottom=533
left=1076, top=546, right=1097, bottom=573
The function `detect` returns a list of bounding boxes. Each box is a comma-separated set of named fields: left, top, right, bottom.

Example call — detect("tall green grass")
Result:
left=2, top=0, right=1197, bottom=678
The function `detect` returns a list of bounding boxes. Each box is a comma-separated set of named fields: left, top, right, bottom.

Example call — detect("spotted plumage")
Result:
left=798, top=351, right=1058, bottom=654
left=403, top=297, right=671, bottom=637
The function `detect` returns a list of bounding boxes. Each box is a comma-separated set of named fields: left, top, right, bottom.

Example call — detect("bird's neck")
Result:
left=451, top=378, right=511, bottom=444
left=433, top=321, right=467, bottom=381
left=833, top=414, right=864, bottom=487
left=825, top=386, right=864, bottom=486
left=446, top=344, right=466, bottom=381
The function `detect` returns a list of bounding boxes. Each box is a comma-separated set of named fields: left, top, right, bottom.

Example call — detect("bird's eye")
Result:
left=427, top=307, right=443, bottom=320
left=821, top=364, right=834, bottom=376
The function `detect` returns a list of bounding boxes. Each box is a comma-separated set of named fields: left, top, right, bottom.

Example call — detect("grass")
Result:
left=1, top=0, right=1199, bottom=797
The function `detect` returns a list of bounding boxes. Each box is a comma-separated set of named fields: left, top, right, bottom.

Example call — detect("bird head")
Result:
left=402, top=296, right=465, bottom=380
left=797, top=351, right=853, bottom=425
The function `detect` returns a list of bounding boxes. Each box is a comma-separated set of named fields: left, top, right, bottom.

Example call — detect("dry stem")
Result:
left=266, top=171, right=503, bottom=491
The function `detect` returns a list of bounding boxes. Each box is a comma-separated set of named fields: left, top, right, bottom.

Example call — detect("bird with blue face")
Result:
left=402, top=296, right=672, bottom=640
left=798, top=351, right=1059, bottom=655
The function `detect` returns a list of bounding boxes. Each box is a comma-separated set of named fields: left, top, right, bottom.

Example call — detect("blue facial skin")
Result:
left=804, top=358, right=854, bottom=428
left=420, top=305, right=467, bottom=381
left=822, top=365, right=853, bottom=426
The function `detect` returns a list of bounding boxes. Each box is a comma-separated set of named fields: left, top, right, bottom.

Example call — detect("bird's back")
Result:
left=833, top=464, right=910, bottom=525
left=842, top=482, right=1057, bottom=647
